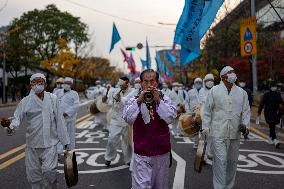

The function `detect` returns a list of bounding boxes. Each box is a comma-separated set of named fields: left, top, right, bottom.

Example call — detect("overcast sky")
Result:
left=0, top=0, right=242, bottom=73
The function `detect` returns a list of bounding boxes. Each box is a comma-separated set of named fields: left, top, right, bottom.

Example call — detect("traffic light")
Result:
left=125, top=47, right=135, bottom=51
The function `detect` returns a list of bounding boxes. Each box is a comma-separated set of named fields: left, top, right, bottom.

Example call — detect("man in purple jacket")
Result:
left=123, top=69, right=177, bottom=189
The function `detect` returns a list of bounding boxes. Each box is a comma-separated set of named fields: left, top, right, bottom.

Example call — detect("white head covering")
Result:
left=220, top=66, right=234, bottom=77
left=172, top=82, right=180, bottom=87
left=30, top=73, right=46, bottom=83
left=96, top=80, right=101, bottom=84
left=134, top=77, right=141, bottom=83
left=64, top=77, right=73, bottom=84
left=56, top=77, right=64, bottom=83
left=204, top=73, right=214, bottom=81
left=117, top=79, right=125, bottom=86
left=194, top=78, right=202, bottom=83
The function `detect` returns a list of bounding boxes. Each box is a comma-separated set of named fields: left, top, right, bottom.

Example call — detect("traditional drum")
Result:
left=90, top=102, right=100, bottom=115
left=96, top=98, right=111, bottom=113
left=194, top=137, right=207, bottom=173
left=179, top=113, right=200, bottom=137
left=64, top=150, right=78, bottom=188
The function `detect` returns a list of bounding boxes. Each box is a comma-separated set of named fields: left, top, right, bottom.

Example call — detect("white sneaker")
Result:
left=267, top=140, right=274, bottom=145
left=273, top=139, right=280, bottom=148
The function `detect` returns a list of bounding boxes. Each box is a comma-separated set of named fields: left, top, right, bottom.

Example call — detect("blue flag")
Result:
left=174, top=0, right=191, bottom=45
left=166, top=51, right=176, bottom=65
left=155, top=51, right=163, bottom=74
left=109, top=23, right=121, bottom=53
left=140, top=58, right=148, bottom=70
left=145, top=39, right=151, bottom=69
left=175, top=0, right=224, bottom=65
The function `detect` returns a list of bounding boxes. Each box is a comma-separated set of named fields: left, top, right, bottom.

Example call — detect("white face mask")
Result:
left=270, top=87, right=277, bottom=91
left=194, top=83, right=202, bottom=90
left=134, top=83, right=141, bottom=89
left=63, top=84, right=71, bottom=91
left=56, top=84, right=62, bottom=89
left=32, top=84, right=45, bottom=94
left=239, top=82, right=246, bottom=88
left=227, top=73, right=237, bottom=84
left=205, top=81, right=214, bottom=89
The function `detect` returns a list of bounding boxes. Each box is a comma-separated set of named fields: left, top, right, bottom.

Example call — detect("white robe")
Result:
left=56, top=89, right=80, bottom=151
left=203, top=82, right=250, bottom=189
left=10, top=92, right=70, bottom=188
left=104, top=87, right=133, bottom=164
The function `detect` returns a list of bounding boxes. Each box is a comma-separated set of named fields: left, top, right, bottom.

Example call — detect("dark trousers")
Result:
left=268, top=123, right=277, bottom=140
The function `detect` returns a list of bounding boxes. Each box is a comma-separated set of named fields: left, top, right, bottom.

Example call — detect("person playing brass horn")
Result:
left=123, top=69, right=176, bottom=189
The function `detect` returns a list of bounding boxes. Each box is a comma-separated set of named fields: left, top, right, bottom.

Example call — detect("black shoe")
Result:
left=105, top=160, right=111, bottom=166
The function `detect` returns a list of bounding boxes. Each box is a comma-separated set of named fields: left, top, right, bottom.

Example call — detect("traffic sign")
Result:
left=240, top=17, right=257, bottom=56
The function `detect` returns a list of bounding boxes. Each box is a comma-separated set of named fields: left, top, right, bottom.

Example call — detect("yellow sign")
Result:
left=240, top=16, right=257, bottom=56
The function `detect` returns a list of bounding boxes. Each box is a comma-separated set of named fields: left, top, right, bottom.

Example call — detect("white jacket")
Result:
left=10, top=92, right=70, bottom=148
left=107, top=87, right=133, bottom=127
left=203, top=82, right=251, bottom=139
left=188, top=88, right=201, bottom=112
left=56, top=89, right=80, bottom=121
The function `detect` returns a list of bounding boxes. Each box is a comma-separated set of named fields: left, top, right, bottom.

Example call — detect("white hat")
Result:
left=204, top=73, right=214, bottom=81
left=194, top=78, right=202, bottom=83
left=96, top=80, right=101, bottom=84
left=30, top=73, right=46, bottom=83
left=220, top=66, right=234, bottom=77
left=56, top=77, right=64, bottom=83
left=172, top=82, right=179, bottom=86
left=64, top=77, right=74, bottom=83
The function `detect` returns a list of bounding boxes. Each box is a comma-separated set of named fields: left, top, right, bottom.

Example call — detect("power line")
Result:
left=0, top=0, right=8, bottom=13
left=61, top=0, right=174, bottom=31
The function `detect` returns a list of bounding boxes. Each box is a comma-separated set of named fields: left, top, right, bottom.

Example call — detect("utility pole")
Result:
left=2, top=48, right=6, bottom=104
left=251, top=0, right=258, bottom=93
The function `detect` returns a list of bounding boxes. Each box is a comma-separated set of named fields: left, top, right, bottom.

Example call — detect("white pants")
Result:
left=212, top=138, right=240, bottom=189
left=25, top=146, right=58, bottom=189
left=204, top=135, right=213, bottom=160
left=94, top=112, right=108, bottom=129
left=172, top=118, right=180, bottom=136
left=132, top=153, right=170, bottom=189
left=57, top=118, right=76, bottom=154
left=105, top=124, right=132, bottom=164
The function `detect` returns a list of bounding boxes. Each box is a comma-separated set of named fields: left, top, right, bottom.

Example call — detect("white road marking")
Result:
left=171, top=150, right=186, bottom=189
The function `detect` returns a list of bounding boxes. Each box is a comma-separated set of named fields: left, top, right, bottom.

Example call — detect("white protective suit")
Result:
left=188, top=87, right=202, bottom=147
left=104, top=86, right=133, bottom=164
left=203, top=82, right=250, bottom=189
left=93, top=85, right=106, bottom=126
left=199, top=74, right=215, bottom=161
left=10, top=91, right=70, bottom=189
left=162, top=87, right=180, bottom=136
left=56, top=88, right=80, bottom=151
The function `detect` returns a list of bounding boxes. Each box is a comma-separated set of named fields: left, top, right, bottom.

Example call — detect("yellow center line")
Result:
left=0, top=152, right=25, bottom=170
left=0, top=114, right=93, bottom=170
left=0, top=144, right=26, bottom=161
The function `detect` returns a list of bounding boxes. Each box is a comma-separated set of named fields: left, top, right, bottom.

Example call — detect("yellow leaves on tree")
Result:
left=41, top=37, right=80, bottom=77
left=76, top=57, right=123, bottom=82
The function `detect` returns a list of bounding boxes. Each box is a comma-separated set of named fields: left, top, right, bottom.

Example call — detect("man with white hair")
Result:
left=202, top=66, right=250, bottom=189
left=188, top=77, right=203, bottom=148
left=56, top=77, right=80, bottom=153
left=199, top=73, right=215, bottom=163
left=104, top=76, right=133, bottom=166
left=2, top=73, right=70, bottom=189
